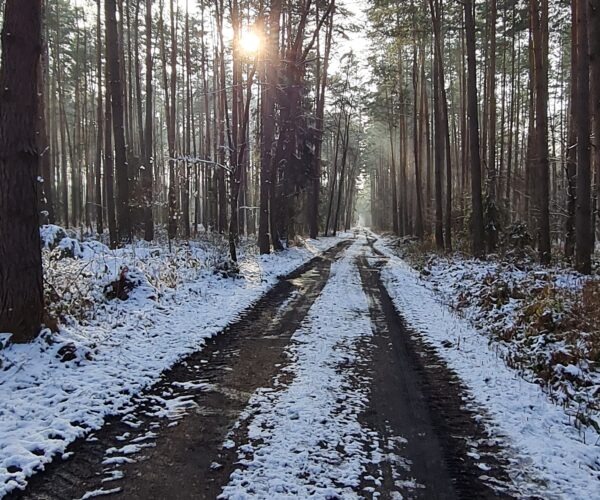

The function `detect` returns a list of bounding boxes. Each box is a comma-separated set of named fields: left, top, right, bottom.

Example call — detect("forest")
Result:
left=368, top=0, right=595, bottom=270
left=0, top=0, right=599, bottom=498
left=0, top=0, right=597, bottom=339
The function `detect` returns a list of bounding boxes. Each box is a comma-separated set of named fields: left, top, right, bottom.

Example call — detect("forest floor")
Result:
left=0, top=228, right=348, bottom=497
left=385, top=235, right=600, bottom=441
left=1, top=231, right=599, bottom=499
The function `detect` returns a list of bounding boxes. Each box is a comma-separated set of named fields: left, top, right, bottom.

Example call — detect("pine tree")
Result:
left=0, top=0, right=45, bottom=342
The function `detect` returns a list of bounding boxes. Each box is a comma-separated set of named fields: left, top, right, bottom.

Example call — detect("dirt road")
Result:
left=11, top=236, right=517, bottom=499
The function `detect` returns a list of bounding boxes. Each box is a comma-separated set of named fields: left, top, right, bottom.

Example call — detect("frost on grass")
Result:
left=0, top=226, right=346, bottom=496
left=374, top=236, right=600, bottom=499
left=221, top=241, right=406, bottom=499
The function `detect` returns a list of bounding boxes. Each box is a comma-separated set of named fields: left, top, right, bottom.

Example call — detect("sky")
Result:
left=72, top=0, right=371, bottom=66
left=331, top=0, right=371, bottom=75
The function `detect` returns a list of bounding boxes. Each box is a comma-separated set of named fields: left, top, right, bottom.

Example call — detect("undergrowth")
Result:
left=387, top=233, right=600, bottom=436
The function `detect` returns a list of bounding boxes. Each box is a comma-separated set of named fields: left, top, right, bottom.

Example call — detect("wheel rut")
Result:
left=10, top=237, right=522, bottom=500
left=357, top=248, right=516, bottom=499
left=9, top=240, right=352, bottom=500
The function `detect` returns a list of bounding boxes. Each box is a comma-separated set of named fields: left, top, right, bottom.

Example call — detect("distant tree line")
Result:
left=366, top=0, right=599, bottom=275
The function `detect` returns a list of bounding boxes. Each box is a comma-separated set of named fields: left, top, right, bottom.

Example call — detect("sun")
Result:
left=239, top=30, right=261, bottom=56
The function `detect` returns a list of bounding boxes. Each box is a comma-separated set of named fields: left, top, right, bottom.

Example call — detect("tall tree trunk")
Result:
left=412, top=40, right=424, bottom=239
left=531, top=0, right=551, bottom=264
left=589, top=0, right=600, bottom=254
left=575, top=0, right=592, bottom=273
left=38, top=53, right=53, bottom=225
left=0, top=0, right=44, bottom=342
left=465, top=0, right=485, bottom=257
left=430, top=7, right=444, bottom=250
left=143, top=0, right=154, bottom=241
left=325, top=112, right=343, bottom=236
left=182, top=9, right=192, bottom=239
left=161, top=0, right=178, bottom=241
left=105, top=0, right=131, bottom=243
left=259, top=0, right=281, bottom=253
left=505, top=12, right=518, bottom=220
left=333, top=112, right=351, bottom=236
left=430, top=0, right=453, bottom=250
left=95, top=0, right=104, bottom=235
left=486, top=0, right=498, bottom=251
left=386, top=89, right=400, bottom=235
left=104, top=69, right=118, bottom=247
left=308, top=1, right=334, bottom=239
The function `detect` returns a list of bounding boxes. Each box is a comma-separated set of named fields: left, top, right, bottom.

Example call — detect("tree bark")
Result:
left=0, top=0, right=44, bottom=342
left=105, top=0, right=131, bottom=243
left=589, top=0, right=600, bottom=257
left=412, top=40, right=424, bottom=239
left=464, top=0, right=485, bottom=257
left=95, top=0, right=104, bottom=236
left=531, top=0, right=551, bottom=264
left=575, top=0, right=592, bottom=273
left=308, top=1, right=334, bottom=239
left=142, top=0, right=154, bottom=241
left=259, top=0, right=281, bottom=253
left=486, top=0, right=498, bottom=251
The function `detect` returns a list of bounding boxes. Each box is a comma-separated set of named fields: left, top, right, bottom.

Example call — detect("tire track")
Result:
left=9, top=240, right=352, bottom=500
left=357, top=246, right=515, bottom=499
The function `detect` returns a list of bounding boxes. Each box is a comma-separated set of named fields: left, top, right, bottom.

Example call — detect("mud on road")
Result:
left=10, top=240, right=352, bottom=500
left=357, top=251, right=514, bottom=499
left=11, top=237, right=519, bottom=500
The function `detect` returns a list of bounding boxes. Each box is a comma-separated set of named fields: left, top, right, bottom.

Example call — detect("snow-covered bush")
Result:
left=40, top=226, right=234, bottom=327
left=40, top=224, right=68, bottom=249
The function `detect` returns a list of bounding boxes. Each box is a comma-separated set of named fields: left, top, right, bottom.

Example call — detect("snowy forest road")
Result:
left=357, top=248, right=513, bottom=499
left=10, top=235, right=516, bottom=500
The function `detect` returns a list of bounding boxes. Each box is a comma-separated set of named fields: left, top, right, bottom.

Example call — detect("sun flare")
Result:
left=239, top=30, right=261, bottom=56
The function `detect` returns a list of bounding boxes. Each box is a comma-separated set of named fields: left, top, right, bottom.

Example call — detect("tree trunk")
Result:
left=0, top=0, right=44, bottom=342
left=589, top=0, right=600, bottom=258
left=259, top=0, right=281, bottom=253
left=464, top=0, right=485, bottom=257
left=333, top=112, right=351, bottom=236
left=142, top=0, right=154, bottom=241
left=105, top=0, right=131, bottom=243
left=575, top=0, right=592, bottom=273
left=430, top=5, right=444, bottom=250
left=486, top=0, right=498, bottom=251
left=104, top=69, right=118, bottom=247
left=412, top=40, right=424, bottom=239
left=308, top=1, right=334, bottom=239
left=38, top=2, right=54, bottom=226
left=95, top=0, right=104, bottom=236
left=531, top=0, right=551, bottom=264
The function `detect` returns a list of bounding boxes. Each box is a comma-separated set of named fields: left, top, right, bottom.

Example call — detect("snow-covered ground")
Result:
left=221, top=240, right=406, bottom=499
left=403, top=246, right=600, bottom=429
left=0, top=229, right=348, bottom=497
left=374, top=237, right=600, bottom=499
left=4, top=228, right=599, bottom=498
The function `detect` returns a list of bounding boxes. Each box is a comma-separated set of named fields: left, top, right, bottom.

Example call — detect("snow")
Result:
left=221, top=240, right=407, bottom=499
left=77, top=487, right=122, bottom=499
left=4, top=228, right=598, bottom=498
left=407, top=247, right=600, bottom=421
left=0, top=231, right=347, bottom=496
left=373, top=237, right=600, bottom=499
left=39, top=224, right=67, bottom=249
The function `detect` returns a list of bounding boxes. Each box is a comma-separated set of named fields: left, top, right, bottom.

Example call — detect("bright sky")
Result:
left=331, top=0, right=370, bottom=74
left=72, top=0, right=371, bottom=80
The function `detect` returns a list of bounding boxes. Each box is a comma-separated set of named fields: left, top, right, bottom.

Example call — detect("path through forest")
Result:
left=12, top=234, right=520, bottom=499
